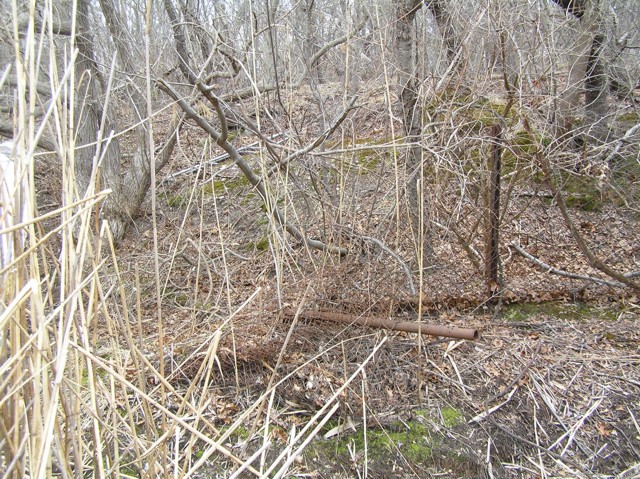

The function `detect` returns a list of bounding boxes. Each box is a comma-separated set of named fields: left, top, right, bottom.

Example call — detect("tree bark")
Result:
left=396, top=0, right=432, bottom=265
left=584, top=29, right=609, bottom=143
left=70, top=0, right=181, bottom=240
left=74, top=0, right=128, bottom=239
left=98, top=0, right=180, bottom=220
left=486, top=124, right=502, bottom=299
left=427, top=0, right=463, bottom=76
left=552, top=0, right=609, bottom=145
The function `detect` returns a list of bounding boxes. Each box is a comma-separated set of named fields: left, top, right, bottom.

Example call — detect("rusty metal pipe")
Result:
left=284, top=308, right=478, bottom=340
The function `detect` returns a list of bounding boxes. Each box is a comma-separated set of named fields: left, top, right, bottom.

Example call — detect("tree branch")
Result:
left=523, top=117, right=640, bottom=292
left=268, top=96, right=359, bottom=176
left=157, top=80, right=346, bottom=256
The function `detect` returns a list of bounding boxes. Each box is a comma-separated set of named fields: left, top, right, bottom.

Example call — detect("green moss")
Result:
left=565, top=193, right=601, bottom=211
left=194, top=300, right=215, bottom=311
left=226, top=130, right=240, bottom=142
left=245, top=236, right=269, bottom=252
left=203, top=180, right=225, bottom=196
left=503, top=302, right=619, bottom=322
left=617, top=111, right=640, bottom=123
left=310, top=416, right=433, bottom=466
left=562, top=176, right=602, bottom=211
left=259, top=197, right=284, bottom=213
left=162, top=192, right=188, bottom=207
left=240, top=192, right=257, bottom=205
left=462, top=96, right=517, bottom=131
left=163, top=288, right=190, bottom=307
left=256, top=238, right=269, bottom=251
left=441, top=407, right=463, bottom=428
left=354, top=149, right=383, bottom=172
left=174, top=294, right=189, bottom=306
left=203, top=176, right=251, bottom=196
left=119, top=465, right=141, bottom=478
left=81, top=368, right=89, bottom=387
left=230, top=425, right=251, bottom=440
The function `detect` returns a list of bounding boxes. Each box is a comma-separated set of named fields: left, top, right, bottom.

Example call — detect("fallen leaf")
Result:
left=596, top=422, right=612, bottom=437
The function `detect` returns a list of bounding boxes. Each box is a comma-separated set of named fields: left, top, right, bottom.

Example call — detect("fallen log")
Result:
left=283, top=308, right=478, bottom=340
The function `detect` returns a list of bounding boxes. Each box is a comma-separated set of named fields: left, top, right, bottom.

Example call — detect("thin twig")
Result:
left=357, top=233, right=416, bottom=295
left=488, top=418, right=595, bottom=478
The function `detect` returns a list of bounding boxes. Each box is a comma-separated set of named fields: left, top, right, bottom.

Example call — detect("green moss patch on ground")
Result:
left=502, top=301, right=619, bottom=322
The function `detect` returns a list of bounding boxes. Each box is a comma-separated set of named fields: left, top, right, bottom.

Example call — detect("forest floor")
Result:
left=36, top=82, right=640, bottom=477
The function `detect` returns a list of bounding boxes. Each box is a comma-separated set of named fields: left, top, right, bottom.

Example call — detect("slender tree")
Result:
left=396, top=0, right=432, bottom=266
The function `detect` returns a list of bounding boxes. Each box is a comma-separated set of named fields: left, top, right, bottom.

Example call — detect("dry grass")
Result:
left=2, top=1, right=640, bottom=478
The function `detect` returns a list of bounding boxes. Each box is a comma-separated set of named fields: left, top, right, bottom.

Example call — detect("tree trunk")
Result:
left=555, top=16, right=595, bottom=140
left=486, top=124, right=502, bottom=299
left=74, top=0, right=128, bottom=239
left=552, top=0, right=609, bottom=145
left=584, top=30, right=609, bottom=143
left=428, top=0, right=463, bottom=76
left=303, top=0, right=323, bottom=87
left=72, top=0, right=180, bottom=240
left=396, top=0, right=432, bottom=266
left=98, top=0, right=179, bottom=217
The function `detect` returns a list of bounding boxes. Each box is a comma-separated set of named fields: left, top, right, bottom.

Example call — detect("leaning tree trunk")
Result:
left=396, top=0, right=433, bottom=266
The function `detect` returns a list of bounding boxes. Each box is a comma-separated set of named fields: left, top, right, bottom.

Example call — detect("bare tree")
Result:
left=552, top=0, right=610, bottom=144
left=161, top=0, right=351, bottom=255
left=396, top=0, right=432, bottom=266
left=427, top=0, right=464, bottom=77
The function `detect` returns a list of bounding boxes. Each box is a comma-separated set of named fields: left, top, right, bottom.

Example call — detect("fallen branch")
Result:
left=284, top=308, right=478, bottom=340
left=509, top=242, right=627, bottom=288
left=523, top=117, right=640, bottom=292
left=604, top=122, right=640, bottom=164
left=160, top=133, right=286, bottom=183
